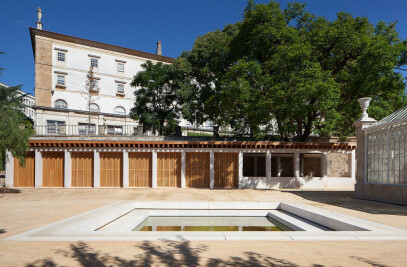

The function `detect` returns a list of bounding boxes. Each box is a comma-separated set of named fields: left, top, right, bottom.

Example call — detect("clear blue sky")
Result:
left=1, top=0, right=406, bottom=95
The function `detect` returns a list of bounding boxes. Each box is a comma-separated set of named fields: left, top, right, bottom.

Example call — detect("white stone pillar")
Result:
left=238, top=151, right=243, bottom=188
left=266, top=151, right=271, bottom=180
left=35, top=150, right=43, bottom=188
left=210, top=151, right=215, bottom=189
left=349, top=150, right=356, bottom=179
left=354, top=118, right=376, bottom=196
left=152, top=150, right=157, bottom=188
left=93, top=150, right=100, bottom=188
left=181, top=151, right=186, bottom=188
left=321, top=152, right=328, bottom=178
left=123, top=150, right=129, bottom=188
left=5, top=151, right=14, bottom=187
left=294, top=152, right=300, bottom=178
left=64, top=150, right=71, bottom=188
left=276, top=157, right=281, bottom=177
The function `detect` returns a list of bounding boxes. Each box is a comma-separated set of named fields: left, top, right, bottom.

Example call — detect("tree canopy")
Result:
left=134, top=1, right=407, bottom=140
left=130, top=61, right=180, bottom=135
left=0, top=84, right=33, bottom=166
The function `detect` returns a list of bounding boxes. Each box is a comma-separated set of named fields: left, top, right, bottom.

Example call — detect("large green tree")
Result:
left=175, top=1, right=407, bottom=140
left=176, top=24, right=240, bottom=127
left=130, top=61, right=180, bottom=135
left=0, top=84, right=33, bottom=166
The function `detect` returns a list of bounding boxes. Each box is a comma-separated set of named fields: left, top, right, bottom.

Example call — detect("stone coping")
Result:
left=7, top=201, right=407, bottom=241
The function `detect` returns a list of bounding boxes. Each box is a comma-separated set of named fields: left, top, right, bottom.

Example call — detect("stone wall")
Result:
left=328, top=153, right=349, bottom=177
left=34, top=37, right=52, bottom=107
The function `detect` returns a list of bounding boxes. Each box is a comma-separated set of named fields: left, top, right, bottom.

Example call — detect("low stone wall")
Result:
left=327, top=153, right=350, bottom=177
left=359, top=183, right=407, bottom=203
left=240, top=176, right=355, bottom=190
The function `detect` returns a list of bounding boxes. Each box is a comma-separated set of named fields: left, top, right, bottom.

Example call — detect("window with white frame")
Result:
left=89, top=103, right=100, bottom=112
left=46, top=120, right=65, bottom=134
left=78, top=123, right=96, bottom=135
left=54, top=99, right=67, bottom=109
left=107, top=125, right=123, bottom=135
left=117, top=62, right=124, bottom=72
left=117, top=83, right=124, bottom=93
left=114, top=106, right=125, bottom=115
left=57, top=74, right=65, bottom=85
left=90, top=58, right=98, bottom=68
left=57, top=51, right=65, bottom=62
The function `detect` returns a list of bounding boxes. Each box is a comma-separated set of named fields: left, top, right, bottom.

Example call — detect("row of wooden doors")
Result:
left=13, top=152, right=238, bottom=188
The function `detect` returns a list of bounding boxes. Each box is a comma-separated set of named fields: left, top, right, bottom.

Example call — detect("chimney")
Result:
left=36, top=7, right=43, bottom=30
left=156, top=41, right=162, bottom=56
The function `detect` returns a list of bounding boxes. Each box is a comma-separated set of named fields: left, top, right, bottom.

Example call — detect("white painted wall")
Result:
left=50, top=40, right=151, bottom=115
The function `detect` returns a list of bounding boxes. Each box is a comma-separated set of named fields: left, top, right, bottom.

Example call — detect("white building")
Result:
left=0, top=82, right=35, bottom=121
left=31, top=8, right=173, bottom=136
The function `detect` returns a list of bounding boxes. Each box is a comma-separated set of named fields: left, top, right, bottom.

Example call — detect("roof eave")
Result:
left=28, top=27, right=174, bottom=63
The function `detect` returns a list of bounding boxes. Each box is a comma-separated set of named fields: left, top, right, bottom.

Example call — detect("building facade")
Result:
left=5, top=139, right=356, bottom=190
left=30, top=11, right=173, bottom=136
left=0, top=82, right=35, bottom=121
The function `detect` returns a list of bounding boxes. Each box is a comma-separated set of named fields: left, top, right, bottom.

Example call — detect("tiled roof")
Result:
left=375, top=106, right=407, bottom=126
left=29, top=28, right=174, bottom=63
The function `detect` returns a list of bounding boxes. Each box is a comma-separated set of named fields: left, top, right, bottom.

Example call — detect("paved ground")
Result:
left=1, top=188, right=407, bottom=266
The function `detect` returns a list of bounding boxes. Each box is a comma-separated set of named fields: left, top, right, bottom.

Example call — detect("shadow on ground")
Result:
left=0, top=229, right=6, bottom=234
left=286, top=190, right=407, bottom=216
left=24, top=241, right=387, bottom=267
left=0, top=187, right=21, bottom=194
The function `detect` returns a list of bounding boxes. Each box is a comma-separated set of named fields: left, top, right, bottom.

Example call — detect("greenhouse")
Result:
left=356, top=101, right=407, bottom=203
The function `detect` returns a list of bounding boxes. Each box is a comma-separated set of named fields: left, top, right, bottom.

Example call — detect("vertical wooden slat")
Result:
left=129, top=152, right=152, bottom=187
left=71, top=152, right=94, bottom=187
left=14, top=151, right=35, bottom=187
left=214, top=152, right=238, bottom=188
left=157, top=152, right=181, bottom=187
left=42, top=151, right=64, bottom=187
left=100, top=152, right=123, bottom=187
left=185, top=152, right=210, bottom=188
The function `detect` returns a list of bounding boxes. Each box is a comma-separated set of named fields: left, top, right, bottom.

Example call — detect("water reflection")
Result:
left=134, top=216, right=292, bottom=231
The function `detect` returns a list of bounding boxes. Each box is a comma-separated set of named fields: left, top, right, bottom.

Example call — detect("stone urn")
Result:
left=357, top=97, right=372, bottom=120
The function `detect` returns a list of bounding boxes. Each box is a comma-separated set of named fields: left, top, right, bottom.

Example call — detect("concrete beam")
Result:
left=93, top=150, right=100, bottom=188
left=34, top=150, right=43, bottom=188
left=64, top=150, right=71, bottom=188
left=123, top=150, right=129, bottom=188
left=238, top=151, right=243, bottom=188
left=181, top=151, right=186, bottom=188
left=210, top=151, right=214, bottom=189
left=294, top=152, right=300, bottom=178
left=266, top=151, right=271, bottom=181
left=5, top=151, right=14, bottom=187
left=349, top=150, right=356, bottom=180
left=152, top=150, right=157, bottom=188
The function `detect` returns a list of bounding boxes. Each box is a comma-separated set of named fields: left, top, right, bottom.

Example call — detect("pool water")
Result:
left=133, top=216, right=292, bottom=231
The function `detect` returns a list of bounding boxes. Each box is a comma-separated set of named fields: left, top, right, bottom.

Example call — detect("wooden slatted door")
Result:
left=186, top=152, right=210, bottom=188
left=42, top=152, right=64, bottom=187
left=100, top=152, right=123, bottom=187
left=14, top=151, right=35, bottom=187
left=157, top=152, right=181, bottom=187
left=71, top=152, right=94, bottom=187
left=129, top=152, right=152, bottom=187
left=214, top=152, right=239, bottom=188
